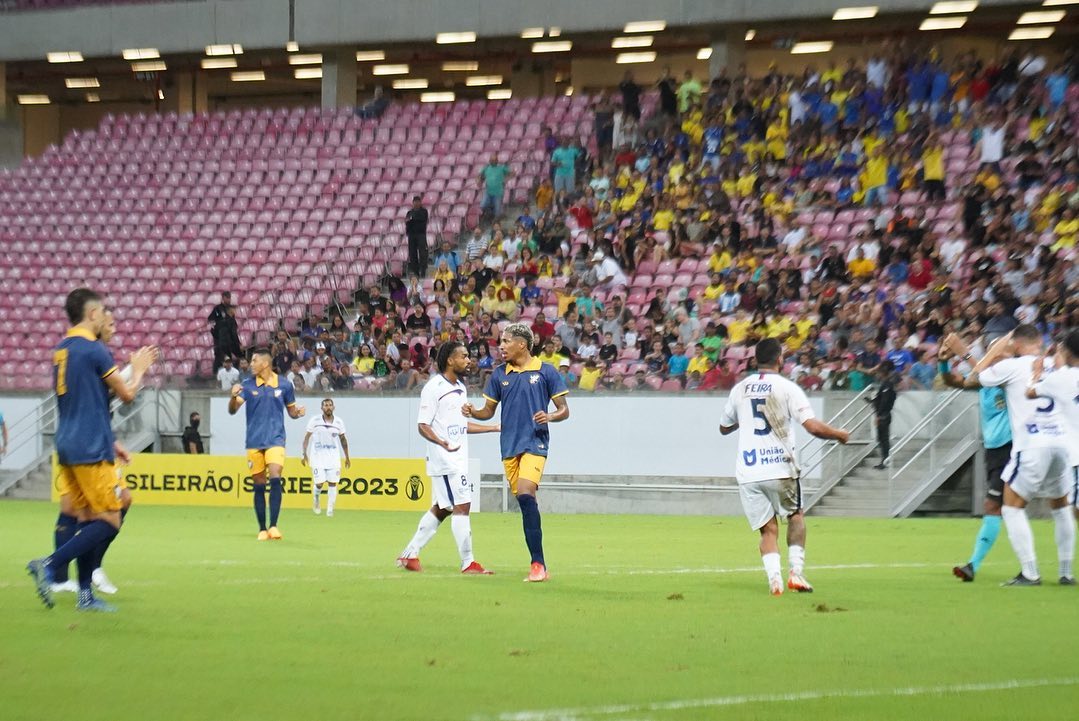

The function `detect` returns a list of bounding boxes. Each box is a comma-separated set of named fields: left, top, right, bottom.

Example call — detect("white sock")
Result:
left=312, top=482, right=320, bottom=508
left=401, top=511, right=441, bottom=559
left=1001, top=505, right=1040, bottom=580
left=327, top=484, right=338, bottom=513
left=1051, top=506, right=1075, bottom=578
left=788, top=545, right=805, bottom=577
left=451, top=514, right=474, bottom=568
left=762, top=552, right=781, bottom=581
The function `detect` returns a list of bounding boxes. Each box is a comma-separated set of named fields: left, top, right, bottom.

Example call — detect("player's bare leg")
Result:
left=326, top=481, right=338, bottom=516
left=758, top=515, right=783, bottom=596
left=312, top=480, right=322, bottom=515
left=786, top=510, right=812, bottom=592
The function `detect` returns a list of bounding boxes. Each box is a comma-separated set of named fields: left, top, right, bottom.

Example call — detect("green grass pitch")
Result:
left=1, top=501, right=1077, bottom=721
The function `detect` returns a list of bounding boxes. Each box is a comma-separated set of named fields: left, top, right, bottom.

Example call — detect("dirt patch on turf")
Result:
left=814, top=603, right=848, bottom=613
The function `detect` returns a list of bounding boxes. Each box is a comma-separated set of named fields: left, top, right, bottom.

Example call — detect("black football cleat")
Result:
left=1001, top=573, right=1041, bottom=587
left=952, top=563, right=975, bottom=582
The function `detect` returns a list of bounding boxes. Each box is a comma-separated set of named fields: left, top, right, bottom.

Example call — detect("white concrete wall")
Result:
left=0, top=394, right=50, bottom=471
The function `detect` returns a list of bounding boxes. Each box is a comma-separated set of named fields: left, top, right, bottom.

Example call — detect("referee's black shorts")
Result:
left=985, top=443, right=1012, bottom=503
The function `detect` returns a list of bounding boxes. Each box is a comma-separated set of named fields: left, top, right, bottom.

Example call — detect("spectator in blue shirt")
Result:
left=908, top=349, right=936, bottom=389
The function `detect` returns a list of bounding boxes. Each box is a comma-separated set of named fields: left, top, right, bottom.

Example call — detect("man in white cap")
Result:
left=592, top=248, right=627, bottom=290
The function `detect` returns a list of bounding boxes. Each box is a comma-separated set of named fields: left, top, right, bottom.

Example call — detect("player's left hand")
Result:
left=533, top=411, right=550, bottom=424
left=461, top=403, right=475, bottom=418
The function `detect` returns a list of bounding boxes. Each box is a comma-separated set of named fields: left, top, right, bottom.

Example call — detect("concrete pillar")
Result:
left=193, top=72, right=210, bottom=114
left=709, top=26, right=747, bottom=79
left=0, top=62, right=7, bottom=120
left=176, top=71, right=195, bottom=114
left=322, top=47, right=357, bottom=109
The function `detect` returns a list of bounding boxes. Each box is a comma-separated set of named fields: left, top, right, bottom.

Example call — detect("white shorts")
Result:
left=1002, top=447, right=1071, bottom=502
left=312, top=467, right=340, bottom=485
left=431, top=471, right=473, bottom=510
left=739, top=477, right=802, bottom=531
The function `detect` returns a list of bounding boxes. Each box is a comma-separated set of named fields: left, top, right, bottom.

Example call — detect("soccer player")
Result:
left=228, top=347, right=305, bottom=540
left=463, top=323, right=570, bottom=582
left=27, top=288, right=157, bottom=611
left=397, top=341, right=501, bottom=573
left=302, top=398, right=350, bottom=516
left=50, top=307, right=135, bottom=595
left=940, top=331, right=1013, bottom=582
left=1027, top=329, right=1079, bottom=557
left=719, top=339, right=850, bottom=596
left=968, top=326, right=1074, bottom=586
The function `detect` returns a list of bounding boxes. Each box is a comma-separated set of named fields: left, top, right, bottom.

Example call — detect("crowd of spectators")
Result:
left=252, top=40, right=1078, bottom=394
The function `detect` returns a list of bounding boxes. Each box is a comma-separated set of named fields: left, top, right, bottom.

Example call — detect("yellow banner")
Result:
left=51, top=453, right=431, bottom=511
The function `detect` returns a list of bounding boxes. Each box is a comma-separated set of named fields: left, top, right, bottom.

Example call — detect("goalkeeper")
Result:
left=720, top=339, right=850, bottom=596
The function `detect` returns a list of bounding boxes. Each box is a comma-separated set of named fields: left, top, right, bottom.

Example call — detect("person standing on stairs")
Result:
left=866, top=359, right=897, bottom=470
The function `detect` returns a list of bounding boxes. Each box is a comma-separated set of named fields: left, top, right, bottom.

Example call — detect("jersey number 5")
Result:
left=750, top=398, right=773, bottom=436
left=53, top=349, right=68, bottom=396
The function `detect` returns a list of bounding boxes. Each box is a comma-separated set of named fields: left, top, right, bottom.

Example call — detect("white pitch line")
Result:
left=478, top=677, right=1079, bottom=721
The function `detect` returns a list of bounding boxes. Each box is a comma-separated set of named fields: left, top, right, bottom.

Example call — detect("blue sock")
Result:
left=269, top=478, right=283, bottom=527
left=516, top=493, right=545, bottom=566
left=52, top=512, right=78, bottom=583
left=969, top=514, right=1002, bottom=571
left=47, top=520, right=118, bottom=570
left=253, top=484, right=267, bottom=531
left=93, top=507, right=128, bottom=570
left=76, top=547, right=95, bottom=591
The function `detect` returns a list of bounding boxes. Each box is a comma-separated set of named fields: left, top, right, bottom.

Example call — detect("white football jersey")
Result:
left=417, top=374, right=469, bottom=476
left=305, top=415, right=347, bottom=468
left=720, top=373, right=815, bottom=484
left=1031, top=365, right=1079, bottom=465
left=979, top=356, right=1069, bottom=452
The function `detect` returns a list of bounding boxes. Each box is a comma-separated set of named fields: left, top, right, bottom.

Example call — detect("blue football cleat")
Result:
left=76, top=595, right=118, bottom=613
left=26, top=559, right=55, bottom=609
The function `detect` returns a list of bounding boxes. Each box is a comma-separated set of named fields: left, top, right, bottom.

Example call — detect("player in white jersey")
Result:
left=1028, top=329, right=1079, bottom=556
left=971, top=325, right=1075, bottom=586
left=301, top=399, right=350, bottom=516
left=397, top=341, right=501, bottom=574
left=719, top=339, right=850, bottom=596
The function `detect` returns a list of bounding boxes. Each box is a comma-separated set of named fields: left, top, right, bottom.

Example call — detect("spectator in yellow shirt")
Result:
left=848, top=248, right=877, bottom=279
left=535, top=177, right=554, bottom=212
left=727, top=311, right=752, bottom=344
left=862, top=147, right=889, bottom=206
left=922, top=133, right=945, bottom=201
left=1052, top=208, right=1078, bottom=251
left=686, top=347, right=711, bottom=377
left=702, top=274, right=725, bottom=301
left=708, top=244, right=733, bottom=273
left=578, top=360, right=604, bottom=392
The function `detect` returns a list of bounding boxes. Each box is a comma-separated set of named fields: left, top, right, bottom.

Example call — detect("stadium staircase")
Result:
left=0, top=391, right=159, bottom=500
left=807, top=389, right=981, bottom=517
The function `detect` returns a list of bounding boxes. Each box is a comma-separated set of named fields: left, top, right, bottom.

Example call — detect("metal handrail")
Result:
left=798, top=397, right=877, bottom=479
left=889, top=399, right=979, bottom=484
left=885, top=388, right=965, bottom=459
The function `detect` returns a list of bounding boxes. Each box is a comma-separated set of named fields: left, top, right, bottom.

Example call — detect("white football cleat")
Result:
left=326, top=509, right=334, bottom=517
left=50, top=579, right=79, bottom=593
left=313, top=505, right=321, bottom=515
left=92, top=568, right=118, bottom=595
left=769, top=575, right=784, bottom=596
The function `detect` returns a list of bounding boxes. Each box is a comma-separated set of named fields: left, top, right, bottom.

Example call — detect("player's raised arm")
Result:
left=104, top=345, right=159, bottom=403
left=227, top=383, right=245, bottom=415
left=802, top=418, right=850, bottom=444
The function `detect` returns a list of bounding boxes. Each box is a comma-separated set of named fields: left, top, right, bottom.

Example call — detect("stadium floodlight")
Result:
left=157, top=89, right=165, bottom=100
left=288, top=54, right=322, bottom=65
left=616, top=52, right=657, bottom=64
left=548, top=27, right=562, bottom=37
left=202, top=58, right=238, bottom=69
left=612, top=36, right=653, bottom=48
left=355, top=50, right=386, bottom=61
left=18, top=94, right=51, bottom=104
left=231, top=70, right=266, bottom=82
left=122, top=48, right=159, bottom=60
left=465, top=75, right=503, bottom=86
left=420, top=92, right=455, bottom=103
left=436, top=32, right=477, bottom=44
left=206, top=44, right=243, bottom=56
left=929, top=1, right=977, bottom=13
left=563, top=86, right=574, bottom=96
left=373, top=64, right=409, bottom=75
left=1017, top=10, right=1065, bottom=23
left=1009, top=26, right=1056, bottom=39
left=131, top=61, right=167, bottom=72
left=533, top=41, right=573, bottom=53
left=65, top=78, right=100, bottom=88
left=745, top=29, right=756, bottom=40
left=520, top=28, right=544, bottom=39
left=442, top=61, right=480, bottom=71
left=47, top=52, right=83, bottom=63
left=85, top=93, right=100, bottom=102
left=919, top=16, right=968, bottom=29
left=697, top=48, right=713, bottom=60
left=1042, top=0, right=1079, bottom=5
left=286, top=41, right=300, bottom=52
left=790, top=41, right=834, bottom=54
left=833, top=6, right=879, bottom=20
left=294, top=67, right=323, bottom=79
left=623, top=20, right=666, bottom=33
left=392, top=78, right=429, bottom=89
left=487, top=88, right=512, bottom=100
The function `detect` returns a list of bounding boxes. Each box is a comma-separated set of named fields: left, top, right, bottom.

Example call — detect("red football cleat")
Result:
left=787, top=573, right=814, bottom=593
left=462, top=561, right=494, bottom=575
left=525, top=562, right=549, bottom=582
left=769, top=576, right=784, bottom=596
left=396, top=557, right=422, bottom=572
